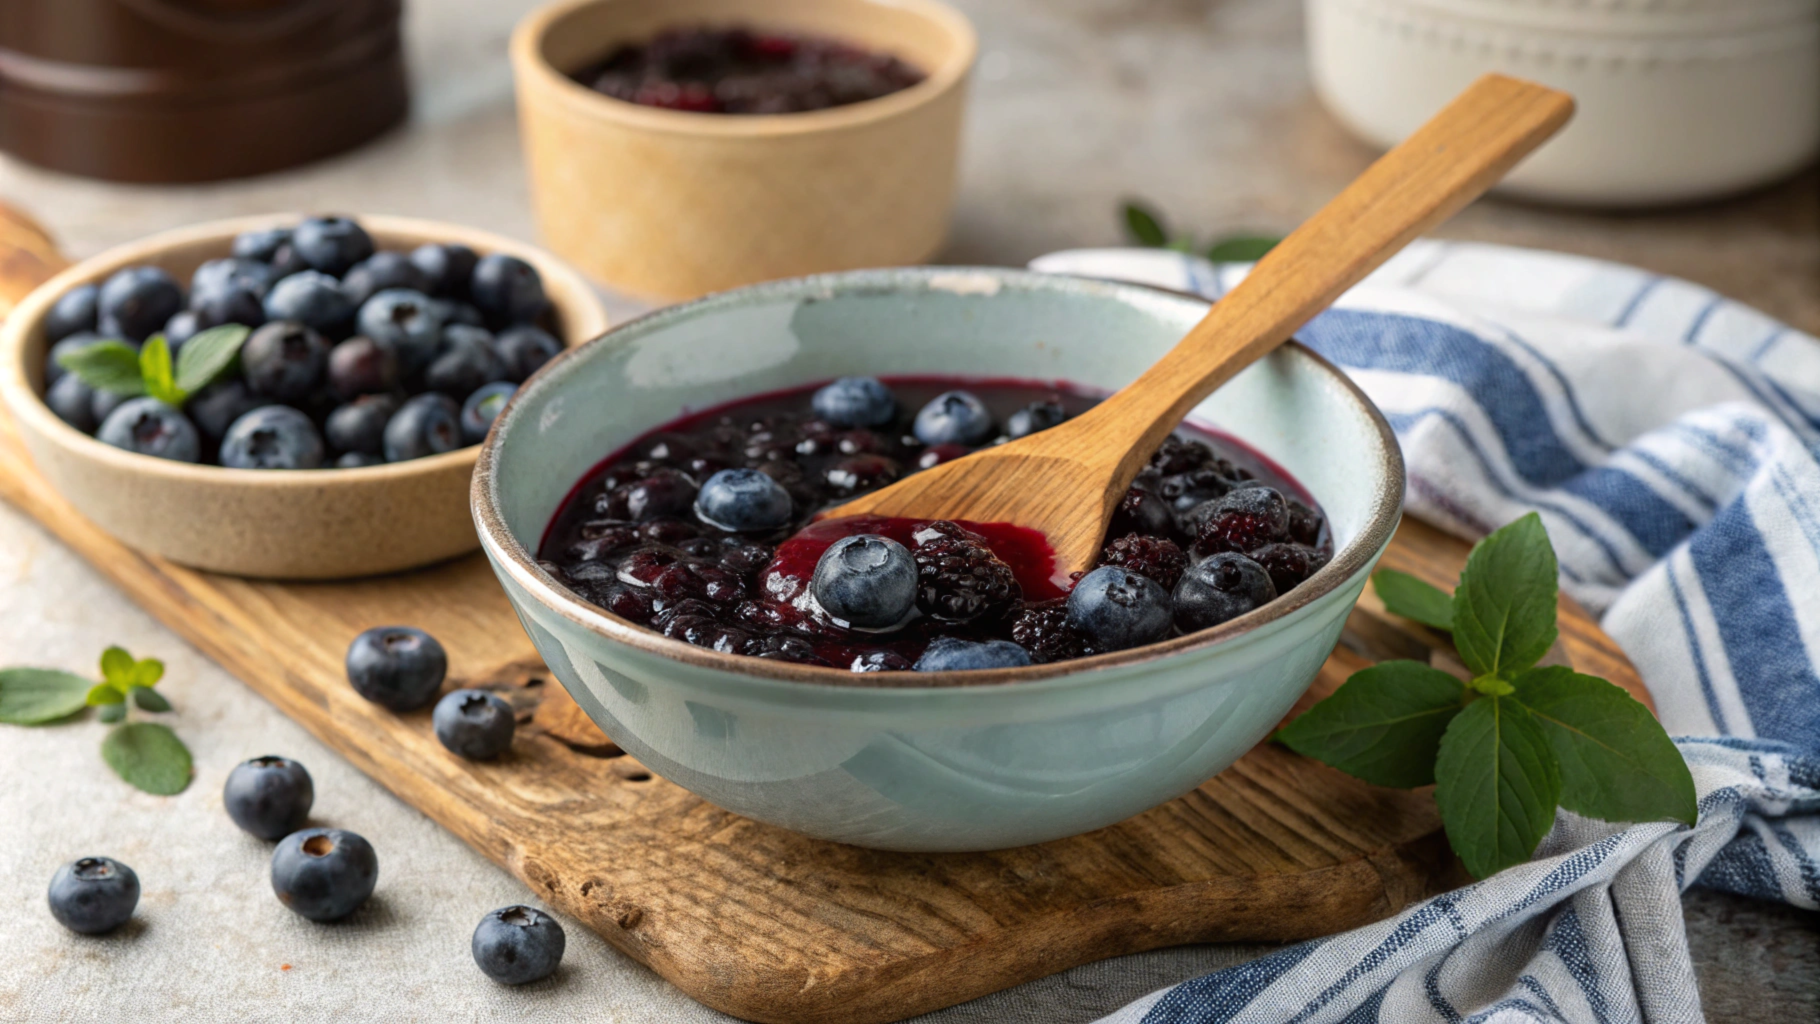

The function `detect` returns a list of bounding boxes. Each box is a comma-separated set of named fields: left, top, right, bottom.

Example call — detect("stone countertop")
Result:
left=0, top=0, right=1813, bottom=1021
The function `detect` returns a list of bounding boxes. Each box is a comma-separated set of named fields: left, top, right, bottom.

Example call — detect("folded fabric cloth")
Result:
left=1029, top=242, right=1820, bottom=1024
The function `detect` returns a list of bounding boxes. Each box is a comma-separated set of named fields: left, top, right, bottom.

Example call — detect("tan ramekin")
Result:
left=0, top=214, right=610, bottom=580
left=510, top=0, right=977, bottom=301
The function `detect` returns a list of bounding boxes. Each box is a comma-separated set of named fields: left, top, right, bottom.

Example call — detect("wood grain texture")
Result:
left=0, top=203, right=66, bottom=320
left=828, top=74, right=1575, bottom=575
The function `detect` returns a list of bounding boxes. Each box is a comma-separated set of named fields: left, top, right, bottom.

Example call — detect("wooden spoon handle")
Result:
left=0, top=200, right=68, bottom=322
left=1086, top=74, right=1573, bottom=476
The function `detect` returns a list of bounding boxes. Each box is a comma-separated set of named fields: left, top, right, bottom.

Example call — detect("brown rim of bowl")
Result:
left=473, top=267, right=1407, bottom=691
left=511, top=0, right=979, bottom=139
left=0, top=213, right=611, bottom=488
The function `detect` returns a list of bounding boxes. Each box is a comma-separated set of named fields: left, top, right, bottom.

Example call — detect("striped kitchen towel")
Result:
left=1029, top=242, right=1820, bottom=1024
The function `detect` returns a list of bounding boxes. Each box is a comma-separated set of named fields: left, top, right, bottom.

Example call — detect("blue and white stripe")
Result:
left=1030, top=242, right=1820, bottom=1024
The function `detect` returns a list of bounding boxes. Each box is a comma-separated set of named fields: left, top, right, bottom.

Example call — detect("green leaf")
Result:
left=1123, top=202, right=1169, bottom=248
left=1206, top=234, right=1281, bottom=262
left=86, top=681, right=124, bottom=706
left=130, top=686, right=172, bottom=713
left=1277, top=661, right=1468, bottom=787
left=173, top=324, right=251, bottom=397
left=1373, top=569, right=1455, bottom=630
left=98, top=702, right=126, bottom=723
left=57, top=341, right=146, bottom=397
left=101, top=722, right=192, bottom=795
left=139, top=335, right=184, bottom=406
left=1452, top=513, right=1559, bottom=678
left=100, top=647, right=136, bottom=691
left=1434, top=694, right=1561, bottom=879
left=1515, top=666, right=1697, bottom=826
left=0, top=668, right=94, bottom=724
left=132, top=657, right=164, bottom=689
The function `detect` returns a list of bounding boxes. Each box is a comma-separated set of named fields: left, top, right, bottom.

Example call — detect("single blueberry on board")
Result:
left=1173, top=552, right=1277, bottom=633
left=459, top=382, right=516, bottom=444
left=219, top=406, right=326, bottom=470
left=693, top=468, right=793, bottom=532
left=47, top=857, right=140, bottom=934
left=1065, top=565, right=1174, bottom=651
left=357, top=289, right=445, bottom=374
left=811, top=534, right=916, bottom=629
left=345, top=625, right=447, bottom=711
left=223, top=756, right=315, bottom=840
left=432, top=690, right=516, bottom=760
left=270, top=828, right=378, bottom=922
left=45, top=283, right=99, bottom=343
left=46, top=373, right=98, bottom=433
left=472, top=905, right=565, bottom=985
left=811, top=377, right=897, bottom=428
left=97, top=398, right=200, bottom=463
left=262, top=271, right=354, bottom=336
left=492, top=325, right=562, bottom=383
left=98, top=265, right=184, bottom=342
left=913, top=637, right=1032, bottom=671
left=383, top=393, right=463, bottom=462
left=290, top=216, right=375, bottom=277
left=912, top=390, right=994, bottom=446
left=469, top=254, right=547, bottom=327
left=325, top=394, right=401, bottom=457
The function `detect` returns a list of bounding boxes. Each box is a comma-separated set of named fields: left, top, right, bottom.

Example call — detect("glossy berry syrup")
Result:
left=538, top=378, right=1331, bottom=673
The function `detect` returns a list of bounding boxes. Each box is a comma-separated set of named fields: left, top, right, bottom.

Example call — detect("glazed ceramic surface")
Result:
left=474, top=268, right=1403, bottom=851
left=0, top=215, right=610, bottom=579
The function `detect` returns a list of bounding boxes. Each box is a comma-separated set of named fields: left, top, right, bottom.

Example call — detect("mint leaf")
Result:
left=130, top=686, right=172, bottom=713
left=1374, top=569, right=1455, bottom=630
left=1206, top=235, right=1281, bottom=262
left=1434, top=694, right=1561, bottom=878
left=132, top=657, right=164, bottom=689
left=140, top=335, right=184, bottom=406
left=58, top=341, right=146, bottom=397
left=98, top=703, right=126, bottom=723
left=0, top=668, right=93, bottom=724
left=1452, top=513, right=1558, bottom=678
left=101, top=722, right=191, bottom=795
left=1123, top=202, right=1169, bottom=248
left=99, top=647, right=135, bottom=691
left=86, top=681, right=124, bottom=706
left=1277, top=661, right=1467, bottom=787
left=173, top=324, right=250, bottom=396
left=1515, top=666, right=1696, bottom=826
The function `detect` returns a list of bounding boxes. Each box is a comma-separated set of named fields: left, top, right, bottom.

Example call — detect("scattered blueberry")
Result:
left=469, top=254, right=547, bottom=327
left=46, top=374, right=97, bottom=432
left=219, top=406, right=326, bottom=470
left=913, top=637, right=1032, bottom=671
left=383, top=394, right=463, bottom=462
left=345, top=625, right=447, bottom=711
left=1006, top=399, right=1066, bottom=439
left=340, top=251, right=432, bottom=308
left=357, top=289, right=444, bottom=373
left=913, top=390, right=993, bottom=446
left=335, top=452, right=383, bottom=468
left=241, top=321, right=329, bottom=402
left=43, top=331, right=110, bottom=387
left=326, top=335, right=400, bottom=399
left=162, top=310, right=202, bottom=349
left=811, top=376, right=896, bottom=427
left=270, top=828, right=378, bottom=922
left=811, top=534, right=916, bottom=628
left=1066, top=566, right=1173, bottom=651
left=290, top=216, right=374, bottom=277
left=492, top=325, right=562, bottom=383
left=459, top=382, right=516, bottom=444
left=47, top=857, right=139, bottom=934
left=472, top=905, right=565, bottom=985
left=432, top=689, right=516, bottom=759
left=44, top=283, right=98, bottom=342
left=410, top=243, right=479, bottom=298
left=97, top=398, right=200, bottom=462
left=187, top=379, right=263, bottom=441
left=694, top=468, right=793, bottom=531
left=1173, top=552, right=1277, bottom=632
left=98, top=266, right=183, bottom=341
left=232, top=227, right=291, bottom=262
left=425, top=325, right=508, bottom=399
left=325, top=395, right=401, bottom=456
left=262, top=271, right=354, bottom=336
left=223, top=755, right=314, bottom=840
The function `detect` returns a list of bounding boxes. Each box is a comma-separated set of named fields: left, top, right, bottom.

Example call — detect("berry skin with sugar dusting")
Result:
left=47, top=857, right=140, bottom=935
left=1097, top=533, right=1189, bottom=591
left=472, top=905, right=566, bottom=985
left=270, top=828, right=378, bottom=922
left=223, top=756, right=315, bottom=840
left=433, top=690, right=516, bottom=760
left=812, top=534, right=917, bottom=629
left=345, top=626, right=448, bottom=711
left=1190, top=486, right=1291, bottom=559
left=1174, top=552, right=1277, bottom=632
left=911, top=520, right=1021, bottom=623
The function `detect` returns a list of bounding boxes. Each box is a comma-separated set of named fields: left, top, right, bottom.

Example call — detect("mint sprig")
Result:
left=1279, top=513, right=1696, bottom=878
left=1120, top=200, right=1283, bottom=264
left=0, top=645, right=191, bottom=794
left=58, top=324, right=251, bottom=408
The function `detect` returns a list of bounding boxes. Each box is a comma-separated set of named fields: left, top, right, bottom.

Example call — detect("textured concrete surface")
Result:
left=0, top=0, right=1813, bottom=1020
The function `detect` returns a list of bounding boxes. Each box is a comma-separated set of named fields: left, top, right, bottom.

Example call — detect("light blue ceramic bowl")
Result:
left=473, top=267, right=1403, bottom=852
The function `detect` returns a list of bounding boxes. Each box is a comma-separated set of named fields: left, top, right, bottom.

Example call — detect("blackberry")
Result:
left=1287, top=499, right=1326, bottom=546
left=1191, top=486, right=1290, bottom=558
left=1098, top=534, right=1188, bottom=591
left=910, top=521, right=1021, bottom=623
left=1109, top=486, right=1176, bottom=539
left=1008, top=600, right=1095, bottom=664
left=743, top=634, right=825, bottom=664
left=1250, top=542, right=1329, bottom=594
left=1147, top=435, right=1218, bottom=476
left=1158, top=466, right=1238, bottom=513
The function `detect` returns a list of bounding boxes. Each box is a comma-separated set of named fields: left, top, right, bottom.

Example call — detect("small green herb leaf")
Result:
left=86, top=681, right=124, bottom=706
left=173, top=324, right=250, bottom=397
left=1277, top=661, right=1467, bottom=787
left=1206, top=234, right=1281, bottom=263
left=1515, top=666, right=1697, bottom=826
left=1373, top=569, right=1455, bottom=630
left=130, top=686, right=173, bottom=713
left=100, top=646, right=136, bottom=691
left=58, top=341, right=146, bottom=397
left=1434, top=694, right=1561, bottom=878
left=132, top=657, right=164, bottom=689
left=1452, top=513, right=1558, bottom=678
left=101, top=722, right=192, bottom=795
left=1123, top=202, right=1170, bottom=248
left=0, top=668, right=94, bottom=724
left=139, top=335, right=184, bottom=406
left=98, top=703, right=127, bottom=723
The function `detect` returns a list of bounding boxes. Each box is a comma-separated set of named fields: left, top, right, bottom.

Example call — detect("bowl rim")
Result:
left=0, top=212, right=612, bottom=489
left=473, top=266, right=1406, bottom=690
left=510, top=0, right=980, bottom=139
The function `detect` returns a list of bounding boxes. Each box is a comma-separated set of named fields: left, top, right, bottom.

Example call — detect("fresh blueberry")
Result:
left=289, top=216, right=374, bottom=277
left=270, top=828, right=377, bottom=922
left=335, top=452, right=382, bottom=469
left=263, top=271, right=354, bottom=336
left=469, top=254, right=547, bottom=327
left=325, top=394, right=401, bottom=456
left=383, top=394, right=463, bottom=461
left=43, top=331, right=110, bottom=387
left=341, top=251, right=433, bottom=308
left=410, top=243, right=479, bottom=298
left=811, top=533, right=916, bottom=629
left=433, top=689, right=516, bottom=759
left=913, top=390, right=993, bottom=446
left=357, top=289, right=444, bottom=373
left=46, top=374, right=97, bottom=432
left=97, top=398, right=200, bottom=462
left=472, top=905, right=565, bottom=985
left=98, top=266, right=183, bottom=342
left=1006, top=399, right=1066, bottom=439
left=191, top=285, right=265, bottom=331
left=459, top=382, right=516, bottom=444
left=44, top=284, right=98, bottom=342
left=267, top=243, right=307, bottom=280
left=437, top=300, right=486, bottom=328
left=162, top=310, right=201, bottom=349
left=692, top=467, right=793, bottom=531
left=219, top=406, right=326, bottom=470
left=241, top=321, right=328, bottom=401
left=232, top=226, right=291, bottom=262
left=345, top=625, right=447, bottom=710
left=492, top=325, right=562, bottom=383
left=425, top=326, right=508, bottom=399
left=1066, top=566, right=1173, bottom=651
left=187, top=379, right=262, bottom=441
left=326, top=335, right=400, bottom=399
left=811, top=377, right=896, bottom=428
left=1174, top=552, right=1277, bottom=632
left=91, top=388, right=132, bottom=426
left=913, top=637, right=1032, bottom=671
left=191, top=257, right=274, bottom=303
left=223, top=755, right=314, bottom=840
left=47, top=857, right=139, bottom=934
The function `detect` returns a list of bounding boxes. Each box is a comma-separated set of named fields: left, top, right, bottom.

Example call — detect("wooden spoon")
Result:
left=824, top=73, right=1574, bottom=576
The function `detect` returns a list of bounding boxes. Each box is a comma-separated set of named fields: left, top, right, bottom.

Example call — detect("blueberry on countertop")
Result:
left=232, top=226, right=291, bottom=263
left=492, top=324, right=562, bottom=383
left=262, top=271, right=353, bottom=337
left=812, top=534, right=916, bottom=629
left=1006, top=399, right=1066, bottom=440
left=469, top=254, right=547, bottom=327
left=326, top=335, right=401, bottom=399
left=48, top=857, right=140, bottom=934
left=913, top=637, right=1032, bottom=671
left=219, top=406, right=326, bottom=470
left=46, top=374, right=97, bottom=433
left=811, top=377, right=896, bottom=428
left=326, top=394, right=401, bottom=457
left=432, top=689, right=516, bottom=760
left=425, top=325, right=508, bottom=399
left=913, top=390, right=994, bottom=446
left=472, top=905, right=565, bottom=985
left=290, top=216, right=374, bottom=277
left=187, top=379, right=263, bottom=442
left=241, top=321, right=329, bottom=402
left=97, top=398, right=200, bottom=462
left=45, top=283, right=98, bottom=343
left=1173, top=552, right=1276, bottom=632
left=694, top=467, right=793, bottom=532
left=1066, top=566, right=1173, bottom=651
left=345, top=625, right=447, bottom=711
left=340, top=251, right=432, bottom=308
left=383, top=393, right=463, bottom=462
left=459, top=382, right=516, bottom=444
left=98, top=265, right=183, bottom=342
left=357, top=289, right=444, bottom=374
left=410, top=243, right=479, bottom=299
left=270, top=828, right=377, bottom=922
left=224, top=755, right=314, bottom=840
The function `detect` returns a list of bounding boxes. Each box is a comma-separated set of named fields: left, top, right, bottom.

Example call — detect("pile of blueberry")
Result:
left=41, top=215, right=560, bottom=468
left=539, top=377, right=1334, bottom=672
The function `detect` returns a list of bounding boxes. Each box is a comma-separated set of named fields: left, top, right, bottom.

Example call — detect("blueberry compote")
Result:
left=539, top=379, right=1332, bottom=673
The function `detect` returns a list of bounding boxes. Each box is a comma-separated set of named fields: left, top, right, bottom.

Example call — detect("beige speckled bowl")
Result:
left=0, top=215, right=610, bottom=580
left=511, top=0, right=977, bottom=301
